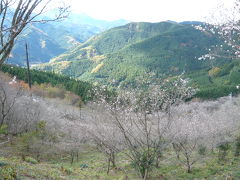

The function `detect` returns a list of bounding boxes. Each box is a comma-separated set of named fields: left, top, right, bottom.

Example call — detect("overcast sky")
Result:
left=62, top=0, right=235, bottom=22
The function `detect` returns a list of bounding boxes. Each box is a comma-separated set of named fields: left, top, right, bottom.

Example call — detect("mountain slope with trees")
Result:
left=0, top=64, right=93, bottom=102
left=35, top=21, right=228, bottom=88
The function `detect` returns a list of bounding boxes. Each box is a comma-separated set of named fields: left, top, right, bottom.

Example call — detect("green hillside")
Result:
left=43, top=22, right=185, bottom=64
left=92, top=26, right=225, bottom=87
left=81, top=22, right=186, bottom=55
left=35, top=21, right=228, bottom=89
left=187, top=59, right=240, bottom=99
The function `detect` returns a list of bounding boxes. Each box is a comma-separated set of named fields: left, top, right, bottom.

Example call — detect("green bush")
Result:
left=61, top=166, right=74, bottom=175
left=25, top=157, right=38, bottom=164
left=217, top=142, right=231, bottom=162
left=218, top=63, right=234, bottom=77
left=198, top=145, right=207, bottom=156
left=0, top=162, right=8, bottom=167
left=80, top=164, right=88, bottom=168
left=195, top=85, right=240, bottom=99
left=229, top=70, right=240, bottom=84
left=131, top=150, right=155, bottom=179
left=235, top=136, right=240, bottom=157
left=208, top=67, right=221, bottom=77
left=0, top=165, right=17, bottom=180
left=0, top=124, right=8, bottom=134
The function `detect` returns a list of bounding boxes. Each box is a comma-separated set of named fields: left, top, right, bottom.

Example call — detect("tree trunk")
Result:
left=187, top=162, right=191, bottom=173
left=143, top=168, right=149, bottom=180
left=155, top=156, right=160, bottom=168
left=107, top=158, right=111, bottom=174
left=186, top=156, right=191, bottom=173
left=70, top=151, right=74, bottom=165
left=25, top=43, right=31, bottom=89
left=110, top=152, right=116, bottom=168
left=76, top=152, right=79, bottom=162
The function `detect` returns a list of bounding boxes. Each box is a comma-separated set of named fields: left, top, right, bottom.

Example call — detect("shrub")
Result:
left=218, top=63, right=234, bottom=77
left=0, top=162, right=8, bottom=167
left=131, top=150, right=155, bottom=179
left=46, top=86, right=65, bottom=99
left=25, top=157, right=38, bottom=164
left=18, top=131, right=37, bottom=159
left=64, top=92, right=82, bottom=106
left=229, top=70, right=240, bottom=84
left=217, top=142, right=231, bottom=162
left=198, top=145, right=207, bottom=156
left=234, top=136, right=240, bottom=157
left=80, top=164, right=88, bottom=168
left=61, top=166, right=74, bottom=175
left=0, top=165, right=17, bottom=180
left=208, top=67, right=221, bottom=77
left=195, top=85, right=239, bottom=99
left=0, top=124, right=8, bottom=134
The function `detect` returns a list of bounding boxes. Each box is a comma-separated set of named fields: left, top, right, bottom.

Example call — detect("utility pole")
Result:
left=25, top=43, right=31, bottom=89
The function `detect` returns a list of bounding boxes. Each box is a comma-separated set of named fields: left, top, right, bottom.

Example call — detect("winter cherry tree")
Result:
left=197, top=0, right=240, bottom=61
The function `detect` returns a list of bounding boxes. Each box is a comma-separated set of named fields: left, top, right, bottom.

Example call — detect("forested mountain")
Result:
left=7, top=13, right=128, bottom=66
left=34, top=21, right=228, bottom=87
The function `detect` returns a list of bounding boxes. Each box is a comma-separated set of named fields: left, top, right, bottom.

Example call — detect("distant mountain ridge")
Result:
left=180, top=21, right=204, bottom=25
left=7, top=13, right=129, bottom=66
left=34, top=21, right=227, bottom=87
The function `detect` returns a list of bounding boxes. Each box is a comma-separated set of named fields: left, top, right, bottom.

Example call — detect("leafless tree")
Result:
left=91, top=77, right=195, bottom=179
left=0, top=77, right=21, bottom=128
left=170, top=96, right=240, bottom=173
left=173, top=136, right=200, bottom=173
left=63, top=123, right=87, bottom=165
left=7, top=95, right=42, bottom=134
left=80, top=104, right=124, bottom=173
left=0, top=0, right=70, bottom=66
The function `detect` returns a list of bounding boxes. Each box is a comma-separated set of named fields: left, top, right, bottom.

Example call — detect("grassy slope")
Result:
left=1, top=139, right=240, bottom=180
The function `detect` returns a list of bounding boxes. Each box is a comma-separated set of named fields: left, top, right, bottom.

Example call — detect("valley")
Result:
left=1, top=1, right=240, bottom=179
left=1, top=69, right=240, bottom=179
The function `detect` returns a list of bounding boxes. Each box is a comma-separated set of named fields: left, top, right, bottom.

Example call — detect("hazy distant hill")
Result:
left=7, top=13, right=128, bottom=66
left=35, top=21, right=227, bottom=87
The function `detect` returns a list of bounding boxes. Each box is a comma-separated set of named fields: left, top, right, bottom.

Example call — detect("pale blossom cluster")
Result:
left=196, top=0, right=240, bottom=61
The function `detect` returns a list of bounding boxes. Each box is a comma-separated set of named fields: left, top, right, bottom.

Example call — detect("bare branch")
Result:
left=0, top=0, right=70, bottom=66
